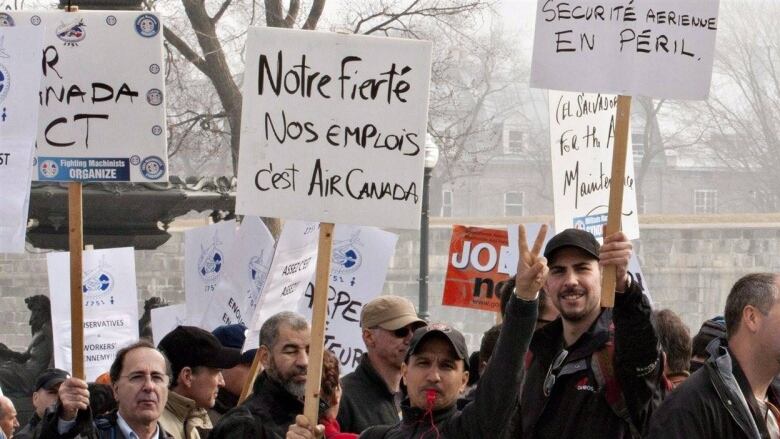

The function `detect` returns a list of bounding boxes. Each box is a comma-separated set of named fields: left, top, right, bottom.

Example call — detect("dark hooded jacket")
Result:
left=647, top=338, right=780, bottom=439
left=337, top=355, right=400, bottom=434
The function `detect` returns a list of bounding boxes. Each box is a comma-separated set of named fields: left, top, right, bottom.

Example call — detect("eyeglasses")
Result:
left=543, top=349, right=568, bottom=397
left=120, top=372, right=169, bottom=386
left=374, top=326, right=414, bottom=338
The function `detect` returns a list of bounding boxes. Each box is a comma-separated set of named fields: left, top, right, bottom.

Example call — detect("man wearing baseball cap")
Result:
left=14, top=368, right=69, bottom=439
left=208, top=324, right=257, bottom=423
left=337, top=296, right=426, bottom=433
left=157, top=326, right=241, bottom=439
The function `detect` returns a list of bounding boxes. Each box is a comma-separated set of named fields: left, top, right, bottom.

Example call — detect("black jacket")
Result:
left=337, top=355, right=399, bottom=434
left=360, top=294, right=538, bottom=439
left=507, top=280, right=662, bottom=439
left=647, top=339, right=780, bottom=439
left=13, top=412, right=40, bottom=439
left=210, top=372, right=302, bottom=439
left=38, top=408, right=172, bottom=439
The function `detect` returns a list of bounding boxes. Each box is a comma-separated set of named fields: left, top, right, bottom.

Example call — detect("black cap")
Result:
left=35, top=368, right=69, bottom=392
left=212, top=324, right=257, bottom=365
left=158, top=326, right=242, bottom=374
left=405, top=323, right=469, bottom=371
left=544, top=228, right=600, bottom=262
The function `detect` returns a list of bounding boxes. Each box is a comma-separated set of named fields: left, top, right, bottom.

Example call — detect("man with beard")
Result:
left=211, top=312, right=310, bottom=439
left=506, top=228, right=662, bottom=438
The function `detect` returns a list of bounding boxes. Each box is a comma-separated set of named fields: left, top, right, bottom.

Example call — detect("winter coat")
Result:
left=337, top=355, right=400, bottom=434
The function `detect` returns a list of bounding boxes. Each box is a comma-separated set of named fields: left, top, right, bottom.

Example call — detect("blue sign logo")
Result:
left=83, top=259, right=115, bottom=307
left=39, top=160, right=59, bottom=178
left=0, top=13, right=14, bottom=27
left=140, top=156, right=165, bottom=180
left=37, top=157, right=130, bottom=182
left=56, top=18, right=86, bottom=46
left=198, top=235, right=224, bottom=285
left=246, top=251, right=270, bottom=309
left=331, top=231, right=363, bottom=276
left=135, top=14, right=160, bottom=38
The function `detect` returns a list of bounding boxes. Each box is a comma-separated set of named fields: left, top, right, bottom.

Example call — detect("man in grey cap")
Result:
left=337, top=295, right=427, bottom=433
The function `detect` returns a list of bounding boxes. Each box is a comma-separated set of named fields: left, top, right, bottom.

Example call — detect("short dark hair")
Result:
left=259, top=312, right=309, bottom=350
left=479, top=324, right=502, bottom=364
left=724, top=273, right=779, bottom=337
left=109, top=340, right=171, bottom=384
left=653, top=309, right=691, bottom=375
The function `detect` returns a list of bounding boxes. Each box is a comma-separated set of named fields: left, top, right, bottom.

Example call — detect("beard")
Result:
left=556, top=287, right=595, bottom=322
left=267, top=358, right=307, bottom=399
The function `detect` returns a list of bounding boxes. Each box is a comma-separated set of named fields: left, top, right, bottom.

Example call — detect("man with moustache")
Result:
left=507, top=228, right=663, bottom=438
left=211, top=312, right=311, bottom=439
left=39, top=340, right=173, bottom=439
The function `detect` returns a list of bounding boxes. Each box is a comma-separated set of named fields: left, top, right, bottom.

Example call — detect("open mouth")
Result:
left=560, top=290, right=586, bottom=302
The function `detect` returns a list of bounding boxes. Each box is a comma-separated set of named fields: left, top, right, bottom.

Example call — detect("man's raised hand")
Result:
left=515, top=224, right=549, bottom=300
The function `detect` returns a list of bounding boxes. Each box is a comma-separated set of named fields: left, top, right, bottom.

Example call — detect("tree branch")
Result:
left=212, top=0, right=232, bottom=24
left=163, top=25, right=207, bottom=72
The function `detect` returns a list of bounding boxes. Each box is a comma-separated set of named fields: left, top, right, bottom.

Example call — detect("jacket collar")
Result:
left=399, top=398, right=458, bottom=427
left=531, top=308, right=612, bottom=362
left=357, top=355, right=394, bottom=397
left=252, top=371, right=304, bottom=413
left=165, top=390, right=201, bottom=419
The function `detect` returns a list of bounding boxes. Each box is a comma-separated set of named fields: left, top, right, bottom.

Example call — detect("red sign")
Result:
left=442, top=226, right=512, bottom=312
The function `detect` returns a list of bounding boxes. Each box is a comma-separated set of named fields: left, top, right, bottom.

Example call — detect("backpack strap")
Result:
left=590, top=340, right=642, bottom=439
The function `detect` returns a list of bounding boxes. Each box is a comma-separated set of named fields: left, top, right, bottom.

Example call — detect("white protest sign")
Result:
left=4, top=11, right=167, bottom=182
left=201, top=217, right=276, bottom=331
left=184, top=220, right=236, bottom=325
left=236, top=28, right=432, bottom=229
left=549, top=91, right=639, bottom=241
left=151, top=304, right=187, bottom=345
left=506, top=223, right=555, bottom=276
left=47, top=247, right=139, bottom=381
left=530, top=0, right=720, bottom=99
left=297, top=225, right=397, bottom=373
left=0, top=26, right=44, bottom=140
left=0, top=138, right=34, bottom=253
left=247, top=221, right=320, bottom=336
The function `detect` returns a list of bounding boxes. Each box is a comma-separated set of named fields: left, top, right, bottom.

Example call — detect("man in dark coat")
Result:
left=647, top=273, right=780, bottom=439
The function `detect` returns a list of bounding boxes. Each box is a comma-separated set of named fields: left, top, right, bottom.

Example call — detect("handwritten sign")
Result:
left=184, top=220, right=236, bottom=324
left=530, top=0, right=720, bottom=99
left=200, top=217, right=276, bottom=331
left=151, top=304, right=187, bottom=345
left=298, top=225, right=397, bottom=373
left=0, top=139, right=34, bottom=253
left=549, top=91, right=639, bottom=241
left=235, top=28, right=432, bottom=229
left=47, top=247, right=139, bottom=381
left=0, top=26, right=44, bottom=140
left=4, top=11, right=167, bottom=182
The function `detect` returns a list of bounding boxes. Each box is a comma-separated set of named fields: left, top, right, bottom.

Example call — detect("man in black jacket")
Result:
left=507, top=228, right=662, bottom=439
left=211, top=312, right=310, bottom=439
left=647, top=273, right=780, bottom=439
left=14, top=368, right=68, bottom=439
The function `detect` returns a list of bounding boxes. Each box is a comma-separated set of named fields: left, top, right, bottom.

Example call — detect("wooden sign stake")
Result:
left=239, top=350, right=262, bottom=404
left=601, top=95, right=632, bottom=307
left=68, top=182, right=85, bottom=379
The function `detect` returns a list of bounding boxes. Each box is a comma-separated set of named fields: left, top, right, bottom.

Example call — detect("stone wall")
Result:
left=2, top=223, right=779, bottom=355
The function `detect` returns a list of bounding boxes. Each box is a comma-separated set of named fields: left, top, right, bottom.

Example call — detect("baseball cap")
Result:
left=361, top=296, right=425, bottom=330
left=544, top=228, right=600, bottom=262
left=212, top=324, right=257, bottom=365
left=158, top=326, right=242, bottom=373
left=405, top=323, right=469, bottom=371
left=35, top=368, right=69, bottom=392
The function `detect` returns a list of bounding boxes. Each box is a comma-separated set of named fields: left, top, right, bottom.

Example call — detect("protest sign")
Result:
left=235, top=27, right=432, bottom=229
left=151, top=304, right=187, bottom=345
left=298, top=225, right=397, bottom=373
left=47, top=247, right=139, bottom=381
left=4, top=10, right=167, bottom=182
left=0, top=26, right=44, bottom=140
left=549, top=91, right=639, bottom=241
left=201, top=217, right=276, bottom=331
left=184, top=220, right=236, bottom=324
left=0, top=139, right=35, bottom=253
left=530, top=0, right=720, bottom=100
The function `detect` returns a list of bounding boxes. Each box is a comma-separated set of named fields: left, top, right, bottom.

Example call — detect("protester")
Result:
left=506, top=227, right=662, bottom=438
left=288, top=224, right=545, bottom=439
left=653, top=309, right=692, bottom=389
left=337, top=296, right=426, bottom=433
left=38, top=340, right=173, bottom=439
left=157, top=326, right=242, bottom=439
left=209, top=324, right=259, bottom=423
left=0, top=395, right=19, bottom=439
left=647, top=273, right=780, bottom=438
left=689, top=316, right=726, bottom=373
left=211, top=312, right=310, bottom=439
left=318, top=350, right=357, bottom=439
left=14, top=368, right=69, bottom=439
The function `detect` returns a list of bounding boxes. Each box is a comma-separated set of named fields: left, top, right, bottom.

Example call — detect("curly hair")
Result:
left=320, top=349, right=341, bottom=403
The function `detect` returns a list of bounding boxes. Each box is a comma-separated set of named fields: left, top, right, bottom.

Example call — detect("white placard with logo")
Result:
left=184, top=220, right=237, bottom=325
left=236, top=27, right=433, bottom=229
left=47, top=247, right=139, bottom=381
left=151, top=304, right=188, bottom=345
left=0, top=138, right=35, bottom=253
left=530, top=0, right=720, bottom=100
left=297, top=225, right=397, bottom=374
left=0, top=25, right=44, bottom=140
left=201, top=217, right=276, bottom=331
left=3, top=10, right=167, bottom=182
left=549, top=91, right=639, bottom=241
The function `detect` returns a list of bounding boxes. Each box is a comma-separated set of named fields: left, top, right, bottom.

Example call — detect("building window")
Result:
left=441, top=190, right=453, bottom=217
left=694, top=190, right=717, bottom=214
left=632, top=132, right=645, bottom=159
left=506, top=130, right=525, bottom=154
left=504, top=191, right=524, bottom=216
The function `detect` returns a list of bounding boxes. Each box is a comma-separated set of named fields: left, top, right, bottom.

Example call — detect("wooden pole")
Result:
left=68, top=182, right=85, bottom=379
left=238, top=349, right=262, bottom=404
left=600, top=95, right=632, bottom=307
left=303, top=223, right=334, bottom=425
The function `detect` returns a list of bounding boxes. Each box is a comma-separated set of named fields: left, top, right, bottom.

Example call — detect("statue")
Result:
left=0, top=295, right=54, bottom=395
left=138, top=296, right=169, bottom=341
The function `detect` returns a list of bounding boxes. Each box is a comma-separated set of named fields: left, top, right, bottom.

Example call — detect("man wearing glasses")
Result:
left=508, top=228, right=662, bottom=439
left=39, top=340, right=174, bottom=439
left=337, top=296, right=427, bottom=433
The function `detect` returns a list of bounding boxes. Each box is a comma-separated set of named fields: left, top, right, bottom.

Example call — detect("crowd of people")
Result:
left=1, top=226, right=779, bottom=438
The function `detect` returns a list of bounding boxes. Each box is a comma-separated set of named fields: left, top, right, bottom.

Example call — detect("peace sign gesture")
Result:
left=515, top=224, right=549, bottom=300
